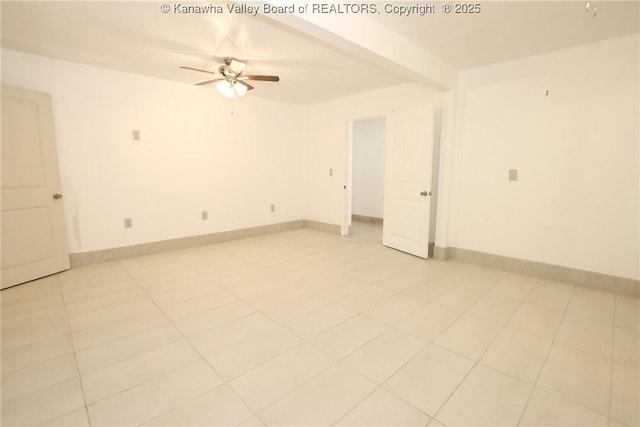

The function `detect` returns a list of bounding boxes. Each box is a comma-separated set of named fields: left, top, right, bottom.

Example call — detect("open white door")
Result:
left=383, top=105, right=434, bottom=258
left=1, top=86, right=70, bottom=289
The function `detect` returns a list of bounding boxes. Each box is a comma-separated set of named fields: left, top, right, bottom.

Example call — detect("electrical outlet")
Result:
left=201, top=211, right=208, bottom=220
left=270, top=204, right=275, bottom=213
left=124, top=218, right=133, bottom=228
left=132, top=130, right=141, bottom=141
left=509, top=169, right=518, bottom=181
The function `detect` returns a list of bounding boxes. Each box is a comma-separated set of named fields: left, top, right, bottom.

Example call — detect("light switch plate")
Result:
left=509, top=169, right=518, bottom=181
left=132, top=130, right=141, bottom=141
left=201, top=211, right=208, bottom=220
left=124, top=218, right=133, bottom=228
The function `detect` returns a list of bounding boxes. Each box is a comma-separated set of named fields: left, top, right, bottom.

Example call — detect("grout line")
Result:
left=427, top=277, right=537, bottom=424
left=514, top=279, right=576, bottom=426
left=56, top=274, right=94, bottom=427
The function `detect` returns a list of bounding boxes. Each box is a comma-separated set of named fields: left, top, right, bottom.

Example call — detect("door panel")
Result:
left=383, top=105, right=434, bottom=258
left=1, top=86, right=70, bottom=288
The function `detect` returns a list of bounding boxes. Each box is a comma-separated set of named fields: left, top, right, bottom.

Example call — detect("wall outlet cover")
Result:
left=124, top=218, right=133, bottom=228
left=509, top=169, right=518, bottom=181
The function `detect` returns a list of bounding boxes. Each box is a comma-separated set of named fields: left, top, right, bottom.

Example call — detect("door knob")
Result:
left=420, top=191, right=431, bottom=197
left=53, top=193, right=63, bottom=200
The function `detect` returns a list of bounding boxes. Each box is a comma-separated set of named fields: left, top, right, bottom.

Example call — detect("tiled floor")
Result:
left=1, top=222, right=638, bottom=426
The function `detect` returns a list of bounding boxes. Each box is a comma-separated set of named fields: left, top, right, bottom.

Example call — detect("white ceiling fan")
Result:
left=180, top=57, right=280, bottom=98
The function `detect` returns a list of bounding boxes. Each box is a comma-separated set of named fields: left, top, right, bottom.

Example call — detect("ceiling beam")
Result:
left=260, top=1, right=458, bottom=90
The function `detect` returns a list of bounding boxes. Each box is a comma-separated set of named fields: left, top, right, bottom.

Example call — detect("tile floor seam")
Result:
left=513, top=280, right=613, bottom=425
left=56, top=274, right=93, bottom=427
left=428, top=279, right=536, bottom=424
left=607, top=295, right=620, bottom=426
left=113, top=260, right=266, bottom=426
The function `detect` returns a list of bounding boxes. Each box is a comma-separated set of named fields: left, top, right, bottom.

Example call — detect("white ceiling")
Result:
left=1, top=1, right=638, bottom=104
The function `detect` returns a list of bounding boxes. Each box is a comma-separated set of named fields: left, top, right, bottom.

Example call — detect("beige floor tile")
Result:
left=507, top=302, right=564, bottom=341
left=615, top=299, right=639, bottom=333
left=1, top=334, right=74, bottom=373
left=65, top=288, right=148, bottom=318
left=0, top=278, right=64, bottom=318
left=1, top=307, right=70, bottom=351
left=1, top=353, right=78, bottom=402
left=43, top=408, right=90, bottom=426
left=238, top=414, right=266, bottom=426
left=61, top=276, right=140, bottom=304
left=525, top=279, right=574, bottom=311
left=76, top=323, right=183, bottom=373
left=140, top=274, right=217, bottom=297
left=206, top=326, right=302, bottom=380
left=262, top=293, right=331, bottom=324
left=219, top=274, right=286, bottom=295
left=342, top=328, right=427, bottom=383
left=143, top=384, right=253, bottom=426
left=480, top=327, right=552, bottom=384
left=364, top=294, right=426, bottom=325
left=132, top=267, right=208, bottom=288
left=88, top=360, right=222, bottom=426
left=567, top=287, right=615, bottom=324
left=456, top=268, right=505, bottom=291
left=537, top=344, right=611, bottom=414
left=188, top=313, right=278, bottom=357
left=395, top=303, right=462, bottom=342
left=68, top=296, right=158, bottom=332
left=401, top=280, right=452, bottom=303
left=82, top=340, right=200, bottom=404
left=433, top=314, right=502, bottom=360
left=229, top=344, right=334, bottom=411
left=555, top=314, right=614, bottom=360
left=1, top=378, right=85, bottom=426
left=284, top=301, right=359, bottom=340
left=430, top=284, right=485, bottom=312
left=241, top=283, right=308, bottom=310
left=148, top=279, right=221, bottom=306
left=160, top=289, right=238, bottom=320
left=384, top=344, right=474, bottom=416
left=72, top=309, right=169, bottom=351
left=613, top=327, right=639, bottom=367
left=467, top=293, right=521, bottom=325
left=489, top=273, right=537, bottom=301
left=258, top=363, right=376, bottom=426
left=173, top=300, right=256, bottom=336
left=311, top=314, right=388, bottom=359
left=336, top=284, right=397, bottom=312
left=520, top=387, right=608, bottom=426
left=427, top=418, right=445, bottom=426
left=314, top=278, right=372, bottom=301
left=437, top=364, right=531, bottom=426
left=610, top=363, right=639, bottom=426
left=336, top=387, right=430, bottom=426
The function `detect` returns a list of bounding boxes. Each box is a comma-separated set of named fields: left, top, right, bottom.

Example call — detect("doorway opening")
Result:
left=343, top=117, right=385, bottom=243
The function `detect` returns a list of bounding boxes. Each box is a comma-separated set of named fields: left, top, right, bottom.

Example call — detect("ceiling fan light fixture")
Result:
left=234, top=81, right=247, bottom=97
left=216, top=79, right=235, bottom=98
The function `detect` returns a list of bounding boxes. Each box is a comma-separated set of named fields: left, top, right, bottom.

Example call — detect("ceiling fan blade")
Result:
left=196, top=78, right=223, bottom=86
left=236, top=80, right=255, bottom=91
left=242, top=75, right=280, bottom=82
left=180, top=66, right=218, bottom=76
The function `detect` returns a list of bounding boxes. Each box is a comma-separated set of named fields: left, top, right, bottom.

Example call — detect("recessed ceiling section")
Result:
left=0, top=1, right=407, bottom=104
left=1, top=1, right=638, bottom=104
left=372, top=1, right=639, bottom=69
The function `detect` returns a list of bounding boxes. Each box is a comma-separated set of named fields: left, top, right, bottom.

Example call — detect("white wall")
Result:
left=1, top=49, right=306, bottom=253
left=302, top=83, right=445, bottom=232
left=448, top=35, right=639, bottom=280
left=352, top=118, right=385, bottom=218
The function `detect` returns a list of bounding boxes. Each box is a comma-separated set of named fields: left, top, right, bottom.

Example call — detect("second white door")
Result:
left=382, top=105, right=434, bottom=258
